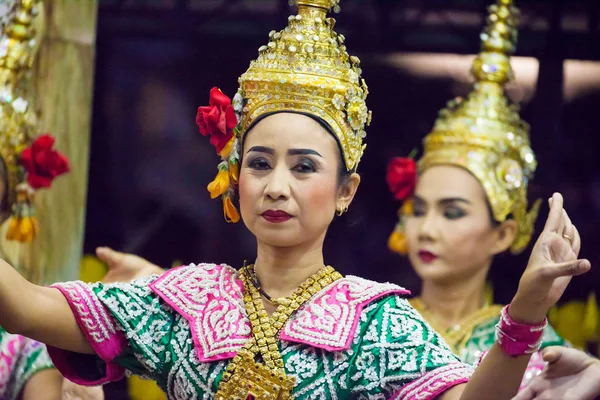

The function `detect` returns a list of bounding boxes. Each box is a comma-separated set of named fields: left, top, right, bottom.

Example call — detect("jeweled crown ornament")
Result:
left=0, top=0, right=70, bottom=242
left=419, top=0, right=540, bottom=253
left=198, top=0, right=370, bottom=222
left=0, top=0, right=39, bottom=209
left=238, top=0, right=370, bottom=171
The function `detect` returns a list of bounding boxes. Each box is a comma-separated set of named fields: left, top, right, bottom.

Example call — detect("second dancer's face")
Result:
left=404, top=165, right=516, bottom=284
left=238, top=113, right=359, bottom=249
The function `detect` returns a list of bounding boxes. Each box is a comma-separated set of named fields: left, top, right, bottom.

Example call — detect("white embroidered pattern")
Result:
left=281, top=275, right=409, bottom=351
left=392, top=363, right=473, bottom=400
left=348, top=297, right=468, bottom=399
left=97, top=276, right=170, bottom=372
left=52, top=281, right=119, bottom=344
left=166, top=317, right=226, bottom=399
left=149, top=264, right=251, bottom=361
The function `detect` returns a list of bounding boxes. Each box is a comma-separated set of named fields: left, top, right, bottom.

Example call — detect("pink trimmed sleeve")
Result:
left=391, top=363, right=472, bottom=399
left=46, top=281, right=127, bottom=386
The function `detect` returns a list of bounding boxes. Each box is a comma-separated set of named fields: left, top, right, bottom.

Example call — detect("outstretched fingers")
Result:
left=543, top=193, right=564, bottom=234
left=538, top=259, right=591, bottom=281
left=96, top=247, right=124, bottom=267
left=571, top=224, right=581, bottom=256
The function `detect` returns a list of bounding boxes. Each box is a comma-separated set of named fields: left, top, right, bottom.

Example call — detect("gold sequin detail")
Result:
left=215, top=265, right=342, bottom=399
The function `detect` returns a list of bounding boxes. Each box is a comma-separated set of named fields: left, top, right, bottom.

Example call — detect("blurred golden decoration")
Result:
left=548, top=293, right=599, bottom=352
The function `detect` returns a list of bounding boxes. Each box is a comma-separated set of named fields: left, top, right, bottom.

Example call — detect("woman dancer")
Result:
left=386, top=0, right=573, bottom=389
left=0, top=1, right=591, bottom=398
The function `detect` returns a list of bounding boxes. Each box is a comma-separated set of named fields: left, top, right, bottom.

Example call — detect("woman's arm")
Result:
left=439, top=346, right=534, bottom=399
left=0, top=258, right=94, bottom=354
left=20, top=369, right=63, bottom=400
left=442, top=193, right=591, bottom=400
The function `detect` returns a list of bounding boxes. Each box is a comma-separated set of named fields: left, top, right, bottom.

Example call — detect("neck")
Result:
left=253, top=233, right=326, bottom=300
left=419, top=263, right=491, bottom=328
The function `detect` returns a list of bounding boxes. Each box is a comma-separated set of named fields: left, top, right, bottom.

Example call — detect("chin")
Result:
left=253, top=228, right=304, bottom=248
left=413, top=263, right=477, bottom=286
left=410, top=257, right=452, bottom=283
left=258, top=236, right=304, bottom=248
left=415, top=269, right=455, bottom=284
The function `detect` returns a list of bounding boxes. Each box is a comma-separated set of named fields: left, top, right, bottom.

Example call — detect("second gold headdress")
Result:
left=389, top=0, right=540, bottom=254
left=196, top=0, right=371, bottom=222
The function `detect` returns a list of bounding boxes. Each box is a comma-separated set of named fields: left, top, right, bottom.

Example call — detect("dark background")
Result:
left=86, top=3, right=600, bottom=394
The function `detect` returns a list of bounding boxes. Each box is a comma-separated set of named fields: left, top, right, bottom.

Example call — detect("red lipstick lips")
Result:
left=417, top=250, right=438, bottom=263
left=262, top=210, right=292, bottom=223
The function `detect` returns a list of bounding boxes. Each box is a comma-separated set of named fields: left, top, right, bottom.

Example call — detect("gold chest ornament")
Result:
left=215, top=265, right=342, bottom=399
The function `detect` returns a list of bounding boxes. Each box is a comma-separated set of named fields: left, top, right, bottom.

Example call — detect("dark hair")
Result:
left=242, top=111, right=355, bottom=188
left=487, top=201, right=501, bottom=228
left=336, top=154, right=353, bottom=187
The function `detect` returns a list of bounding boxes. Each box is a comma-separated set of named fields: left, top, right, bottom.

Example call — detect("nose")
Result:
left=417, top=211, right=438, bottom=243
left=264, top=164, right=291, bottom=201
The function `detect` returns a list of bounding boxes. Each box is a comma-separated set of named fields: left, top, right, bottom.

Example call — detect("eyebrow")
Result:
left=246, top=146, right=323, bottom=158
left=413, top=195, right=472, bottom=205
left=288, top=148, right=323, bottom=157
left=247, top=146, right=274, bottom=154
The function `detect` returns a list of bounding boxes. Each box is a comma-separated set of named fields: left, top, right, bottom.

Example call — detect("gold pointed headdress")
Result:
left=198, top=0, right=370, bottom=222
left=419, top=0, right=540, bottom=254
left=0, top=0, right=70, bottom=242
left=238, top=0, right=370, bottom=171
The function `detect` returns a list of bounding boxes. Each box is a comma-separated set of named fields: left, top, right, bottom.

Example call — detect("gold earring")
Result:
left=336, top=205, right=348, bottom=216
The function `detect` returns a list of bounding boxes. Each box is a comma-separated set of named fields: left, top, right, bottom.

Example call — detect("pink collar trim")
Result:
left=149, top=263, right=409, bottom=362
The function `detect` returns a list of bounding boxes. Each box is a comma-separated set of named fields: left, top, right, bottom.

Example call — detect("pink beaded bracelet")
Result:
left=495, top=305, right=547, bottom=357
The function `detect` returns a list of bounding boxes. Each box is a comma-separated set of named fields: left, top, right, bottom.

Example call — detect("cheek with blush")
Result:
left=298, top=177, right=337, bottom=216
left=237, top=171, right=261, bottom=219
left=441, top=222, right=496, bottom=266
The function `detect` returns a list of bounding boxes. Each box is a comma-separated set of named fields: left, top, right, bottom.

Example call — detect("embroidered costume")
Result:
left=49, top=264, right=474, bottom=399
left=0, top=326, right=54, bottom=400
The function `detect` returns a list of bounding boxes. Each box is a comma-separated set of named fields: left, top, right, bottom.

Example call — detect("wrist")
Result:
left=509, top=297, right=547, bottom=324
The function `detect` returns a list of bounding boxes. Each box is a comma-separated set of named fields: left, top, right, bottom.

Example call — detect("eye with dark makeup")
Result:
left=247, top=157, right=271, bottom=171
left=292, top=158, right=318, bottom=174
left=444, top=206, right=467, bottom=220
left=412, top=199, right=425, bottom=217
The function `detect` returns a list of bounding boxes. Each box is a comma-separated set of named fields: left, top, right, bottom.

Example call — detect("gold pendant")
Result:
left=216, top=351, right=296, bottom=400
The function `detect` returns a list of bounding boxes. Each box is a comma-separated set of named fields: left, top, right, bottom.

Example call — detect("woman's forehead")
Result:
left=244, top=113, right=338, bottom=154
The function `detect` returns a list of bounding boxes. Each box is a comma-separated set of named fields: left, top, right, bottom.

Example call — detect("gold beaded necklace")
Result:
left=215, top=264, right=342, bottom=400
left=409, top=297, right=503, bottom=355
